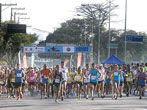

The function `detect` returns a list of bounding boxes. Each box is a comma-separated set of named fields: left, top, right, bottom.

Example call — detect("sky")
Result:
left=1, top=0, right=147, bottom=41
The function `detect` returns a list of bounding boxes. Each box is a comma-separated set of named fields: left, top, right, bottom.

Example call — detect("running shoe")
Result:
left=86, top=95, right=89, bottom=99
left=61, top=96, right=64, bottom=101
left=17, top=97, right=20, bottom=101
left=91, top=97, right=94, bottom=101
left=20, top=93, right=23, bottom=99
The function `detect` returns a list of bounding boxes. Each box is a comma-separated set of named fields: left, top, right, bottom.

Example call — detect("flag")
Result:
left=77, top=53, right=82, bottom=68
left=23, top=53, right=28, bottom=68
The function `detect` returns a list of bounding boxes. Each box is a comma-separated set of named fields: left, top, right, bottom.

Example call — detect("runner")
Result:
left=111, top=65, right=122, bottom=100
left=28, top=68, right=36, bottom=96
left=41, top=64, right=51, bottom=98
left=136, top=67, right=146, bottom=99
left=14, top=64, right=24, bottom=100
left=98, top=64, right=105, bottom=98
left=74, top=67, right=83, bottom=100
left=105, top=67, right=111, bottom=95
left=60, top=61, right=68, bottom=101
left=53, top=65, right=63, bottom=103
left=0, top=69, right=5, bottom=96
left=88, top=63, right=100, bottom=100
left=66, top=68, right=72, bottom=98
left=125, top=68, right=133, bottom=97
left=83, top=64, right=90, bottom=99
left=119, top=67, right=126, bottom=98
left=71, top=67, right=77, bottom=97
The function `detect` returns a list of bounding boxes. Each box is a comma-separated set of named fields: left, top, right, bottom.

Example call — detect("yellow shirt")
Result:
left=75, top=73, right=83, bottom=82
left=67, top=72, right=72, bottom=84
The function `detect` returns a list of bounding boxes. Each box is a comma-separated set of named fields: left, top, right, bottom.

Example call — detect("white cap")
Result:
left=100, top=64, right=103, bottom=67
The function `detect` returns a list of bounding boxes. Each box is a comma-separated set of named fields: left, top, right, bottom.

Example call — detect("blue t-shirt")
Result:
left=90, top=69, right=98, bottom=83
left=113, top=70, right=120, bottom=81
left=120, top=72, right=126, bottom=82
left=138, top=72, right=146, bottom=86
left=105, top=71, right=111, bottom=84
left=15, top=69, right=23, bottom=83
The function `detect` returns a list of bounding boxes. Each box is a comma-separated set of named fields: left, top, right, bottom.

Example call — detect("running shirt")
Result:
left=120, top=71, right=126, bottom=82
left=28, top=72, right=36, bottom=83
left=113, top=70, right=120, bottom=81
left=15, top=69, right=23, bottom=83
left=75, top=73, right=83, bottom=82
left=133, top=70, right=137, bottom=80
left=98, top=68, right=105, bottom=81
left=84, top=70, right=90, bottom=83
left=53, top=71, right=62, bottom=85
left=60, top=67, right=68, bottom=81
left=90, top=69, right=98, bottom=83
left=138, top=72, right=146, bottom=86
left=144, top=67, right=147, bottom=72
left=42, top=69, right=50, bottom=79
left=67, top=72, right=72, bottom=84
left=105, top=71, right=111, bottom=84
left=126, top=72, right=133, bottom=82
left=0, top=73, right=5, bottom=85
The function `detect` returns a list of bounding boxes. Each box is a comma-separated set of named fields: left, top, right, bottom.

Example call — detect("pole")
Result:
left=108, top=0, right=111, bottom=58
left=98, top=19, right=101, bottom=65
left=116, top=48, right=117, bottom=57
left=10, top=8, right=13, bottom=21
left=124, top=0, right=127, bottom=64
left=14, top=12, right=16, bottom=23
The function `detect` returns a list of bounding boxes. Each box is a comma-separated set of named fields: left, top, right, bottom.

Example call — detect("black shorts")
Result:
left=7, top=83, right=13, bottom=88
left=90, top=82, right=97, bottom=86
left=139, top=85, right=145, bottom=88
left=14, top=82, right=22, bottom=88
left=75, top=82, right=82, bottom=87
left=120, top=82, right=124, bottom=86
left=29, top=82, right=35, bottom=86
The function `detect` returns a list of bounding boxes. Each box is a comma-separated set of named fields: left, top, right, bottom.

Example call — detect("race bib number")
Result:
left=11, top=78, right=15, bottom=83
left=126, top=78, right=130, bottom=81
left=45, top=75, right=48, bottom=79
left=30, top=77, right=34, bottom=80
left=17, top=74, right=22, bottom=77
left=77, top=76, right=81, bottom=80
left=0, top=81, right=4, bottom=85
left=114, top=72, right=118, bottom=76
left=67, top=77, right=70, bottom=81
left=55, top=79, right=60, bottom=83
left=91, top=76, right=96, bottom=80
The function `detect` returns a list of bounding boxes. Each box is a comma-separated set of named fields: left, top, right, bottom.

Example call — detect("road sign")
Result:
left=126, top=35, right=144, bottom=42
left=106, top=44, right=118, bottom=48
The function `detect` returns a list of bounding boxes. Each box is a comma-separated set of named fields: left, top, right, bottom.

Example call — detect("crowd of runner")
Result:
left=0, top=62, right=147, bottom=102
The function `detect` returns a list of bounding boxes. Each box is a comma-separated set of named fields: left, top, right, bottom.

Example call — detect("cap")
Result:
left=100, top=64, right=103, bottom=67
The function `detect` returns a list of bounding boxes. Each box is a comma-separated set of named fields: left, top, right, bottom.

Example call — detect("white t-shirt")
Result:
left=133, top=70, right=137, bottom=79
left=60, top=67, right=68, bottom=81
left=98, top=68, right=105, bottom=81
left=84, top=70, right=90, bottom=83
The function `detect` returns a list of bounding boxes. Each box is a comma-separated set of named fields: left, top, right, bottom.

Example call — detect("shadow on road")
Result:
left=0, top=105, right=31, bottom=108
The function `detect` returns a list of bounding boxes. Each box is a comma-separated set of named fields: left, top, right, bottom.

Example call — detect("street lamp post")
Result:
left=108, top=0, right=111, bottom=58
left=124, top=0, right=127, bottom=64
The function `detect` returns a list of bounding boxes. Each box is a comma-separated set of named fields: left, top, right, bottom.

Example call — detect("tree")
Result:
left=0, top=21, right=38, bottom=67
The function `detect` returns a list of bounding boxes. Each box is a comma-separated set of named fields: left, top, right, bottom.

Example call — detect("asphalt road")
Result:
left=0, top=93, right=147, bottom=110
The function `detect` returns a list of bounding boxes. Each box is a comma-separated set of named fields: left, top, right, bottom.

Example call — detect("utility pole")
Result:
left=0, top=3, right=17, bottom=39
left=124, top=0, right=127, bottom=64
left=10, top=7, right=25, bottom=21
left=108, top=0, right=111, bottom=58
left=18, top=17, right=30, bottom=24
left=13, top=12, right=27, bottom=23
